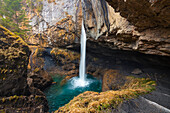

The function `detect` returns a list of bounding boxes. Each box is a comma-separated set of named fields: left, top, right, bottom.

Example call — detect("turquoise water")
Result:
left=44, top=74, right=102, bottom=113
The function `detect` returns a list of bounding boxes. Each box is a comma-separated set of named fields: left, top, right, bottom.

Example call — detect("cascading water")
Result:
left=79, top=20, right=87, bottom=82
left=71, top=20, right=89, bottom=87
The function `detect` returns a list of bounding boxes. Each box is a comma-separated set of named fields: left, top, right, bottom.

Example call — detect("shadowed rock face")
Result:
left=82, top=0, right=110, bottom=39
left=106, top=0, right=170, bottom=30
left=0, top=26, right=49, bottom=112
left=84, top=0, right=170, bottom=56
left=101, top=0, right=170, bottom=56
left=0, top=25, right=30, bottom=97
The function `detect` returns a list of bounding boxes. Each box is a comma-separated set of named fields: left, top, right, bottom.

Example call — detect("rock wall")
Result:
left=26, top=0, right=170, bottom=56
left=0, top=26, right=49, bottom=112
left=0, top=25, right=30, bottom=97
left=26, top=0, right=79, bottom=46
left=83, top=0, right=170, bottom=56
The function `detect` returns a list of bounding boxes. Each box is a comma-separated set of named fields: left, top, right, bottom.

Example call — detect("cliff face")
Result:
left=0, top=25, right=30, bottom=97
left=26, top=0, right=79, bottom=46
left=102, top=0, right=170, bottom=56
left=83, top=0, right=170, bottom=56
left=27, top=0, right=170, bottom=56
left=0, top=26, right=49, bottom=112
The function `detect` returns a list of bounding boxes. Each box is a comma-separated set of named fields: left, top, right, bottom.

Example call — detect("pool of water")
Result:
left=44, top=74, right=102, bottom=113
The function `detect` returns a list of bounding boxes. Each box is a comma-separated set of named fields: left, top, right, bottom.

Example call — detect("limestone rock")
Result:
left=26, top=0, right=170, bottom=56
left=50, top=48, right=80, bottom=76
left=83, top=0, right=170, bottom=56
left=47, top=15, right=77, bottom=47
left=102, top=0, right=170, bottom=56
left=27, top=46, right=53, bottom=90
left=26, top=0, right=79, bottom=47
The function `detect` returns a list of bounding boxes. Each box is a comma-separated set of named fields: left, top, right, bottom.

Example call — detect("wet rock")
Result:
left=50, top=48, right=80, bottom=77
left=50, top=48, right=80, bottom=65
left=27, top=47, right=53, bottom=90
left=116, top=96, right=170, bottom=113
left=60, top=74, right=77, bottom=86
left=131, top=68, right=143, bottom=75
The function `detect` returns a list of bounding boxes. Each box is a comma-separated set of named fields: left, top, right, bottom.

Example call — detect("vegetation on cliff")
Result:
left=0, top=25, right=29, bottom=80
left=0, top=25, right=50, bottom=112
left=0, top=0, right=31, bottom=38
left=26, top=0, right=43, bottom=13
left=51, top=48, right=80, bottom=64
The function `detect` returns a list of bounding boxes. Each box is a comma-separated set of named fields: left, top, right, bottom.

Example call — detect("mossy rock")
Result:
left=51, top=48, right=80, bottom=65
left=55, top=77, right=156, bottom=113
left=0, top=25, right=30, bottom=96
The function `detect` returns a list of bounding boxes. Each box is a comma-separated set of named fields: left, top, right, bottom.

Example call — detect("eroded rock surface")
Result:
left=0, top=25, right=30, bottom=97
left=0, top=26, right=49, bottom=112
left=82, top=0, right=170, bottom=56
left=26, top=0, right=170, bottom=56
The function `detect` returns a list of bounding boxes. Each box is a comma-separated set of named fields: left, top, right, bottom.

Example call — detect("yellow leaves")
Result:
left=2, top=98, right=5, bottom=103
left=34, top=68, right=40, bottom=73
left=1, top=69, right=8, bottom=74
left=8, top=95, right=19, bottom=102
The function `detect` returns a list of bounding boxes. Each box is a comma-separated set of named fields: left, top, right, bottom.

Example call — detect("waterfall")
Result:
left=71, top=20, right=89, bottom=87
left=79, top=20, right=87, bottom=81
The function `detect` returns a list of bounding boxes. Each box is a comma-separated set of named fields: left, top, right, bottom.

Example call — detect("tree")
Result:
left=0, top=0, right=31, bottom=38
